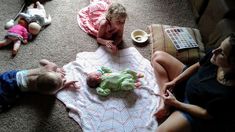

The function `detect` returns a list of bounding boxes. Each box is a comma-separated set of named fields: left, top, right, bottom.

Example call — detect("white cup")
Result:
left=131, top=29, right=149, bottom=44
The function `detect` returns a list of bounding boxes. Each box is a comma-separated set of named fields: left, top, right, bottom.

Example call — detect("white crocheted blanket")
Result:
left=57, top=47, right=160, bottom=132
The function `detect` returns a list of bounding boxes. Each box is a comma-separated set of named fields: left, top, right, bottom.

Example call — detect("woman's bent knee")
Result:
left=151, top=51, right=169, bottom=64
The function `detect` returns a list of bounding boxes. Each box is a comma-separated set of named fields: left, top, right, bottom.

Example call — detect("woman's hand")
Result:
left=162, top=90, right=178, bottom=106
left=163, top=80, right=176, bottom=95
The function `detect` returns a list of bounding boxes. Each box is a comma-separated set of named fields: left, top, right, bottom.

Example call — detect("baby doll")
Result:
left=0, top=59, right=79, bottom=113
left=0, top=17, right=29, bottom=57
left=86, top=67, right=144, bottom=96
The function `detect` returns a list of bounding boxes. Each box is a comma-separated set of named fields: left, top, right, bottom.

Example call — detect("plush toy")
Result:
left=0, top=17, right=29, bottom=57
left=19, top=1, right=52, bottom=35
left=5, top=1, right=52, bottom=35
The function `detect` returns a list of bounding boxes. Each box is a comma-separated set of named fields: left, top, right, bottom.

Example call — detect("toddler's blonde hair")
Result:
left=106, top=3, right=127, bottom=21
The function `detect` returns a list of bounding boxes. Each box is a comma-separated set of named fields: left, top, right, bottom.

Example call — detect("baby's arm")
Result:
left=44, top=14, right=52, bottom=26
left=120, top=79, right=135, bottom=90
left=96, top=87, right=111, bottom=96
left=101, top=66, right=112, bottom=73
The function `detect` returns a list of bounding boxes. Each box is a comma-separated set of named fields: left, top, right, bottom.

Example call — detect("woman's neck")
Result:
left=217, top=67, right=235, bottom=86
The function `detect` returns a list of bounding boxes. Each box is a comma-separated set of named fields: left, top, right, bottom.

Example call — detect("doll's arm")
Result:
left=22, top=28, right=29, bottom=43
left=36, top=1, right=44, bottom=9
left=43, top=14, right=52, bottom=26
left=19, top=13, right=31, bottom=20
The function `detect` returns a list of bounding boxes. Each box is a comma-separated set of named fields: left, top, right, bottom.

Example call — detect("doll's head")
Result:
left=86, top=71, right=102, bottom=88
left=106, top=3, right=127, bottom=23
left=36, top=71, right=63, bottom=95
left=28, top=22, right=41, bottom=35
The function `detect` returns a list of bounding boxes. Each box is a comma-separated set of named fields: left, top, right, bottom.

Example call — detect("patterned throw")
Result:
left=57, top=47, right=160, bottom=132
left=77, top=0, right=112, bottom=37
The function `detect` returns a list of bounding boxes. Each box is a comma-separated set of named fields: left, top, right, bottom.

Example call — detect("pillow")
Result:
left=147, top=24, right=205, bottom=65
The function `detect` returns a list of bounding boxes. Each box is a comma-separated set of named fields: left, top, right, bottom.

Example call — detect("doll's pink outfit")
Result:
left=7, top=24, right=28, bottom=41
left=77, top=0, right=111, bottom=37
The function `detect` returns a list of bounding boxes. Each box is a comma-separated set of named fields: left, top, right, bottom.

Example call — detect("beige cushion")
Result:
left=147, top=24, right=205, bottom=65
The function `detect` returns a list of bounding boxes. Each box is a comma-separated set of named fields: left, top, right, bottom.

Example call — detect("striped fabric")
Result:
left=77, top=0, right=111, bottom=37
left=148, top=24, right=205, bottom=65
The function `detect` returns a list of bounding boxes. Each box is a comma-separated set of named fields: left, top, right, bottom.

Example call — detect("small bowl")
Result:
left=131, top=29, right=149, bottom=44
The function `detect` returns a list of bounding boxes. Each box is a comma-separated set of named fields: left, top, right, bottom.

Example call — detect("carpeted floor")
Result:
left=0, top=0, right=196, bottom=131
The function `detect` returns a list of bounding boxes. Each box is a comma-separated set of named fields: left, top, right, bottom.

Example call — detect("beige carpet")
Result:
left=0, top=0, right=196, bottom=131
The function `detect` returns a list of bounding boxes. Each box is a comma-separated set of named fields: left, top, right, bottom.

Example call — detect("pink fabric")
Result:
left=77, top=0, right=112, bottom=37
left=8, top=24, right=28, bottom=40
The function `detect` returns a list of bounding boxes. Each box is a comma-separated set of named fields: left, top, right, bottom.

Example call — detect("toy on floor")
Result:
left=0, top=17, right=29, bottom=57
left=19, top=1, right=52, bottom=35
left=86, top=67, right=144, bottom=96
left=5, top=1, right=52, bottom=35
